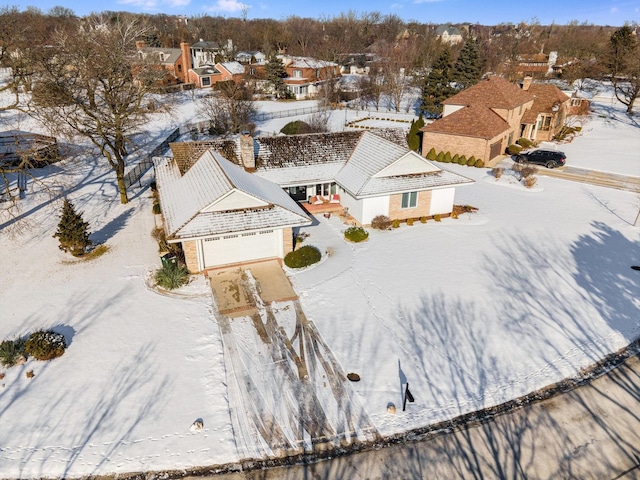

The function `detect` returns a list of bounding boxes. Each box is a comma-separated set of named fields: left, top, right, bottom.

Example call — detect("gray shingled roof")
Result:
left=155, top=150, right=310, bottom=240
left=138, top=47, right=182, bottom=65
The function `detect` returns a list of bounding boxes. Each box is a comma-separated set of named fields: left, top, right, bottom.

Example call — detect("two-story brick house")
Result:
left=421, top=76, right=570, bottom=163
left=279, top=56, right=341, bottom=99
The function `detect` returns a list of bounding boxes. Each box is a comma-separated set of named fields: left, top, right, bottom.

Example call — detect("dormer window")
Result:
left=294, top=70, right=302, bottom=78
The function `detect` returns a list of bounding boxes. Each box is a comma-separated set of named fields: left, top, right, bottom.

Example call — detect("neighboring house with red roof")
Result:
left=156, top=130, right=473, bottom=272
left=279, top=55, right=341, bottom=99
left=421, top=76, right=570, bottom=163
left=187, top=61, right=246, bottom=88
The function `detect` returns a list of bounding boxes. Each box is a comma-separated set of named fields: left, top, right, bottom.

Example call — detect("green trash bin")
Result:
left=160, top=254, right=176, bottom=268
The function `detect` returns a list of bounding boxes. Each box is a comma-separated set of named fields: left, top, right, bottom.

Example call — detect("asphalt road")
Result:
left=191, top=353, right=640, bottom=480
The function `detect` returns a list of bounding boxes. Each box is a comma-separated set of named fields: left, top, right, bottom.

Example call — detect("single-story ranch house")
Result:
left=155, top=130, right=473, bottom=272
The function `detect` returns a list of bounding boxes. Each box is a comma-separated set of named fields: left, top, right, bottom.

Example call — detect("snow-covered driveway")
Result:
left=214, top=271, right=379, bottom=460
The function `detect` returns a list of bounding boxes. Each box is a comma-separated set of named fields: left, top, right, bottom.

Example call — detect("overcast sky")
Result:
left=13, top=0, right=640, bottom=25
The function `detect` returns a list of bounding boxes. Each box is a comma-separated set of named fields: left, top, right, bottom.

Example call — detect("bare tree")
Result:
left=30, top=15, right=164, bottom=204
left=197, top=81, right=256, bottom=136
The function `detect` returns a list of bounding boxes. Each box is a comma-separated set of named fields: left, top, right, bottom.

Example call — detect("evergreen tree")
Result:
left=421, top=49, right=456, bottom=116
left=265, top=54, right=288, bottom=99
left=406, top=114, right=425, bottom=152
left=454, top=37, right=483, bottom=90
left=54, top=199, right=92, bottom=256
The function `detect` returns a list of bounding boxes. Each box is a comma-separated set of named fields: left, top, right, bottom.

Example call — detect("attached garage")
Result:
left=202, top=229, right=280, bottom=268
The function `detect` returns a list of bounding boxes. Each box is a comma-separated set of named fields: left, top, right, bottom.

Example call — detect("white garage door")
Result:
left=202, top=229, right=280, bottom=268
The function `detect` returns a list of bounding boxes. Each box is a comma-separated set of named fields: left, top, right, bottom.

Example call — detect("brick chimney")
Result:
left=180, top=42, right=192, bottom=83
left=239, top=131, right=255, bottom=171
left=522, top=76, right=533, bottom=91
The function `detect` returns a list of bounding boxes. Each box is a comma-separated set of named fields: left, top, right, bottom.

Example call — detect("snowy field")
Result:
left=0, top=88, right=639, bottom=478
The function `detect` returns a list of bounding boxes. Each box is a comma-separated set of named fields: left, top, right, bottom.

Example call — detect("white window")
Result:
left=401, top=192, right=418, bottom=209
left=294, top=70, right=302, bottom=78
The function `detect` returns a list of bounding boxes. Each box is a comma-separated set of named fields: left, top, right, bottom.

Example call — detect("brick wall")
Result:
left=388, top=190, right=432, bottom=220
left=182, top=240, right=199, bottom=273
left=282, top=228, right=294, bottom=255
left=422, top=133, right=489, bottom=162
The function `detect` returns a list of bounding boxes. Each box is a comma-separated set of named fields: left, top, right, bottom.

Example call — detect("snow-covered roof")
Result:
left=281, top=56, right=339, bottom=69
left=335, top=131, right=474, bottom=197
left=168, top=129, right=472, bottom=197
left=154, top=151, right=310, bottom=240
left=191, top=65, right=221, bottom=77
left=218, top=61, right=245, bottom=75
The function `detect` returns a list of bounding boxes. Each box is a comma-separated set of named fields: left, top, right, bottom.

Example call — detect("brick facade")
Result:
left=182, top=240, right=199, bottom=273
left=388, top=191, right=433, bottom=220
left=282, top=228, right=294, bottom=255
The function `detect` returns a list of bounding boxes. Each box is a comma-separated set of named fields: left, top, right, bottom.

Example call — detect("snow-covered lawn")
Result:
left=0, top=90, right=638, bottom=478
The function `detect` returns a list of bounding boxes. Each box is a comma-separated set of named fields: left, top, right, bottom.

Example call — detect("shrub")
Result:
left=459, top=155, right=466, bottom=164
left=426, top=147, right=437, bottom=160
left=152, top=202, right=161, bottom=215
left=284, top=245, right=322, bottom=268
left=458, top=155, right=466, bottom=165
left=155, top=262, right=189, bottom=290
left=434, top=214, right=442, bottom=222
left=371, top=215, right=392, bottom=230
left=25, top=330, right=66, bottom=361
left=516, top=137, right=534, bottom=148
left=436, top=151, right=445, bottom=162
left=467, top=157, right=476, bottom=166
left=520, top=165, right=537, bottom=178
left=444, top=152, right=452, bottom=163
left=344, top=226, right=369, bottom=242
left=467, top=156, right=476, bottom=166
left=451, top=154, right=459, bottom=163
left=0, top=337, right=27, bottom=367
left=280, top=120, right=311, bottom=135
left=407, top=218, right=414, bottom=226
left=507, top=144, right=523, bottom=155
left=474, top=159, right=485, bottom=168
left=523, top=176, right=538, bottom=188
left=420, top=216, right=427, bottom=223
left=392, top=219, right=400, bottom=228
left=492, top=167, right=504, bottom=179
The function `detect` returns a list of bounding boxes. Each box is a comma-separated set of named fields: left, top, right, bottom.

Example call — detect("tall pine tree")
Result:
left=54, top=199, right=92, bottom=256
left=421, top=49, right=456, bottom=116
left=454, top=37, right=483, bottom=90
left=265, top=54, right=289, bottom=99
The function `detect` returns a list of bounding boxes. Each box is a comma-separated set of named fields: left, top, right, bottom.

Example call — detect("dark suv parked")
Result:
left=513, top=149, right=566, bottom=168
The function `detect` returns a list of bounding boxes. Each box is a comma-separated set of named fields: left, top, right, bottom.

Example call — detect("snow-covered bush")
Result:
left=25, top=330, right=67, bottom=361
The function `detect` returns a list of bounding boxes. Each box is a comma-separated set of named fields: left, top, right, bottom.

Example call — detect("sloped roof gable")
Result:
left=155, top=150, right=310, bottom=239
left=422, top=104, right=511, bottom=139
left=443, top=76, right=533, bottom=110
left=336, top=131, right=473, bottom=197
